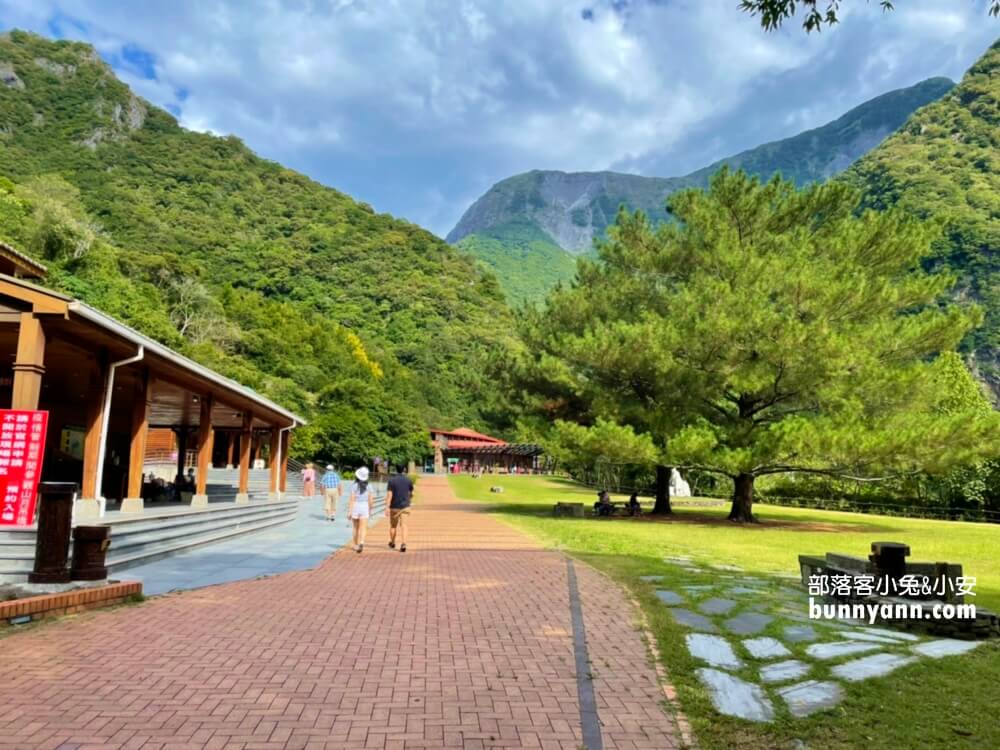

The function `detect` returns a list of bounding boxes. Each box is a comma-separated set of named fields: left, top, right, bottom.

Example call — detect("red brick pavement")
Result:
left=0, top=476, right=684, bottom=750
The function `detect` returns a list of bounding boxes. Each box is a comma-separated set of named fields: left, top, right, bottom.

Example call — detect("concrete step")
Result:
left=1, top=499, right=299, bottom=583
left=107, top=511, right=297, bottom=573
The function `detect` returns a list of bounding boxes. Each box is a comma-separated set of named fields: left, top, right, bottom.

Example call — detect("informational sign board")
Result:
left=0, top=409, right=49, bottom=527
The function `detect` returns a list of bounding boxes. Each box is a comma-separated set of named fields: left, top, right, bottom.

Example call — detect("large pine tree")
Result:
left=515, top=169, right=1000, bottom=521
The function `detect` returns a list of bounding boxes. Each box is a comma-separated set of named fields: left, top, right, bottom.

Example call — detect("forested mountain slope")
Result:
left=848, top=38, right=1000, bottom=395
left=0, top=30, right=515, bottom=461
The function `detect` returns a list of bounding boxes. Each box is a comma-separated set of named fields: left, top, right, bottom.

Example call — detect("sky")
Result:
left=0, top=1, right=997, bottom=237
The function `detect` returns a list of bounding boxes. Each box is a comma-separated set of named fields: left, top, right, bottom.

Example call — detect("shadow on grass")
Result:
left=476, top=501, right=900, bottom=535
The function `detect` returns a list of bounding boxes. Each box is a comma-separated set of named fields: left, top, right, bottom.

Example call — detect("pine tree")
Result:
left=516, top=169, right=1000, bottom=521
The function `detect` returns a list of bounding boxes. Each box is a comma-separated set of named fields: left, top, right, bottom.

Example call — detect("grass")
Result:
left=450, top=474, right=1000, bottom=750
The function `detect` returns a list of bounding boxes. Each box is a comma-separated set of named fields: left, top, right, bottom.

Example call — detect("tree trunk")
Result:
left=728, top=473, right=756, bottom=523
left=652, top=464, right=672, bottom=515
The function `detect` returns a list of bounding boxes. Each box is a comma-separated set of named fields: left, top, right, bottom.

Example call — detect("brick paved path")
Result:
left=0, top=476, right=684, bottom=750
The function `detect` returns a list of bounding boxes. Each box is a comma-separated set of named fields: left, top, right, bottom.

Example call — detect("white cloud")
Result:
left=0, top=0, right=995, bottom=235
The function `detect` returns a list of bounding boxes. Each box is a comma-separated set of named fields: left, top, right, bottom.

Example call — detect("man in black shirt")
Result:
left=386, top=465, right=414, bottom=552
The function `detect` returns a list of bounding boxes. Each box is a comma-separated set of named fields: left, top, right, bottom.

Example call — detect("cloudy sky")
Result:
left=0, top=1, right=997, bottom=236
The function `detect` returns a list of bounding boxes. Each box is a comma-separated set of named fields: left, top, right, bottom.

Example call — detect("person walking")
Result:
left=321, top=464, right=342, bottom=521
left=386, top=464, right=414, bottom=552
left=302, top=462, right=316, bottom=498
left=348, top=467, right=373, bottom=553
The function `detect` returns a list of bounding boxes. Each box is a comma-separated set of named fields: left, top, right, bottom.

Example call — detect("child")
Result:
left=348, top=467, right=373, bottom=553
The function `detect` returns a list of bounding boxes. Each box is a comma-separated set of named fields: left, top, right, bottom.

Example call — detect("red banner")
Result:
left=0, top=409, right=48, bottom=527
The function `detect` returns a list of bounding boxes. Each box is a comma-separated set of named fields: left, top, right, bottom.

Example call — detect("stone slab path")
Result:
left=0, top=476, right=683, bottom=750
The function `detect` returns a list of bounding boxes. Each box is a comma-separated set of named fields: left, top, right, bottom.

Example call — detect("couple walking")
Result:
left=323, top=465, right=414, bottom=554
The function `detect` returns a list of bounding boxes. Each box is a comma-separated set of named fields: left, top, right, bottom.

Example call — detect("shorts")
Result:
left=350, top=502, right=370, bottom=520
left=389, top=507, right=410, bottom=528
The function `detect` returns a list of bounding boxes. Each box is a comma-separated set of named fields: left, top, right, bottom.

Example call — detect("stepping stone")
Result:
left=710, top=563, right=744, bottom=572
left=777, top=680, right=844, bottom=717
left=806, top=641, right=880, bottom=660
left=743, top=637, right=791, bottom=659
left=669, top=608, right=718, bottom=632
left=727, top=586, right=762, bottom=596
left=655, top=590, right=685, bottom=606
left=698, top=597, right=737, bottom=615
left=859, top=626, right=919, bottom=642
left=837, top=630, right=904, bottom=645
left=782, top=613, right=813, bottom=624
left=696, top=668, right=774, bottom=722
left=686, top=633, right=743, bottom=669
left=760, top=659, right=810, bottom=684
left=783, top=625, right=819, bottom=643
left=831, top=653, right=918, bottom=682
left=912, top=639, right=981, bottom=659
left=664, top=557, right=695, bottom=567
left=723, top=613, right=773, bottom=635
left=639, top=575, right=664, bottom=582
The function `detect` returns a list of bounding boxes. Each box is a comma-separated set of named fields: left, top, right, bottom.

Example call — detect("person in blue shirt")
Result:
left=321, top=464, right=342, bottom=521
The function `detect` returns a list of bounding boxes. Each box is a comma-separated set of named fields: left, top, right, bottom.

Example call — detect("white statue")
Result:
left=669, top=468, right=691, bottom=498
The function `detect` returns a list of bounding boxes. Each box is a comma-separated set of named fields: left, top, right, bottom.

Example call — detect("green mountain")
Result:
left=452, top=76, right=955, bottom=303
left=0, top=30, right=514, bottom=461
left=848, top=38, right=1000, bottom=395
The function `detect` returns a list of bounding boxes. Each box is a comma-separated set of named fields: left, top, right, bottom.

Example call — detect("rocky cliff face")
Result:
left=447, top=170, right=686, bottom=254
left=449, top=77, right=956, bottom=256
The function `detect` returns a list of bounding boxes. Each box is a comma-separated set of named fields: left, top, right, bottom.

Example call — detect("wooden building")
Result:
left=429, top=427, right=542, bottom=474
left=0, top=271, right=304, bottom=518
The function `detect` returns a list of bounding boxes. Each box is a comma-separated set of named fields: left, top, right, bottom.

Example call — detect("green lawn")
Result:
left=450, top=474, right=1000, bottom=750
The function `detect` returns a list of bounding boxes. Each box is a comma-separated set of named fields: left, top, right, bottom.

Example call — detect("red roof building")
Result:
left=428, top=427, right=542, bottom=475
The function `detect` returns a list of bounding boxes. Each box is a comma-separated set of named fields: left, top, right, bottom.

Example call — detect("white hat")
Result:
left=355, top=467, right=369, bottom=481
left=326, top=464, right=334, bottom=471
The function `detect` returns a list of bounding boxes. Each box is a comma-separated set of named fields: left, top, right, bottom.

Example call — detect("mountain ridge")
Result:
left=450, top=76, right=957, bottom=304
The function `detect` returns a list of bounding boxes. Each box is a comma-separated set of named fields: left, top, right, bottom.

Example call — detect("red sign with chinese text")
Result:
left=0, top=409, right=48, bottom=527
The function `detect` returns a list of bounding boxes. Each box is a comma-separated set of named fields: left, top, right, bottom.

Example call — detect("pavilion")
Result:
left=429, top=427, right=543, bottom=474
left=0, top=261, right=304, bottom=520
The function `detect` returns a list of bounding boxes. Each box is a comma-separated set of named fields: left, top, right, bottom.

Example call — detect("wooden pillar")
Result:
left=268, top=429, right=280, bottom=498
left=12, top=313, right=46, bottom=410
left=81, top=357, right=108, bottom=502
left=192, top=394, right=213, bottom=506
left=175, top=428, right=188, bottom=482
left=236, top=412, right=253, bottom=503
left=279, top=429, right=290, bottom=493
left=253, top=434, right=261, bottom=466
left=226, top=432, right=235, bottom=468
left=122, top=369, right=151, bottom=513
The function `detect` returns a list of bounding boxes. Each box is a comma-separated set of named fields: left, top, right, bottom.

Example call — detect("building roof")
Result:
left=0, top=273, right=305, bottom=427
left=430, top=426, right=505, bottom=443
left=0, top=241, right=47, bottom=279
left=446, top=439, right=508, bottom=450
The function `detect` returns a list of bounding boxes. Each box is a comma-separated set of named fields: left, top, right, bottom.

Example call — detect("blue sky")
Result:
left=1, top=1, right=997, bottom=236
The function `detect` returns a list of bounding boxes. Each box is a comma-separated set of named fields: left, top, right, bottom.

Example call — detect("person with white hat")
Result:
left=348, top=466, right=373, bottom=553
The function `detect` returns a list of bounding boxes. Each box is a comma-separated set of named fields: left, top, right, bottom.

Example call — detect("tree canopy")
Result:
left=515, top=169, right=1000, bottom=521
left=740, top=0, right=1000, bottom=32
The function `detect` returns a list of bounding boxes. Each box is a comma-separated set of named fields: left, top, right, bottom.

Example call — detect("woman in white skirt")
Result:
left=348, top=467, right=373, bottom=553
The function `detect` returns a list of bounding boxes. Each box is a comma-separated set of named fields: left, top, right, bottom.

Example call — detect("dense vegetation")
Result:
left=450, top=78, right=953, bottom=303
left=455, top=221, right=581, bottom=306
left=513, top=170, right=1000, bottom=521
left=849, top=39, right=1000, bottom=392
left=0, top=31, right=515, bottom=464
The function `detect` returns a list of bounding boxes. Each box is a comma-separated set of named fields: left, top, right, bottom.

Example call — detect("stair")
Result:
left=1, top=497, right=300, bottom=583
left=104, top=500, right=298, bottom=572
left=0, top=527, right=37, bottom=583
